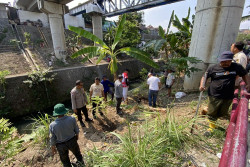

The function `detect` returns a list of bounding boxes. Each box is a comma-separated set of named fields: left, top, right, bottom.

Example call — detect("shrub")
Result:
left=85, top=112, right=211, bottom=166
left=0, top=70, right=10, bottom=95
left=23, top=68, right=56, bottom=109
left=0, top=118, right=23, bottom=162
left=0, top=70, right=11, bottom=116
left=31, top=114, right=55, bottom=148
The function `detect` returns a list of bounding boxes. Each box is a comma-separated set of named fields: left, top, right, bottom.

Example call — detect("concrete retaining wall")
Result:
left=64, top=14, right=85, bottom=29
left=4, top=60, right=152, bottom=118
left=17, top=10, right=86, bottom=30
left=18, top=10, right=49, bottom=27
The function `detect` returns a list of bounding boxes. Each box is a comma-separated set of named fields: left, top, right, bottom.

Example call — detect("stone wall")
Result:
left=15, top=25, right=92, bottom=51
left=16, top=25, right=53, bottom=46
left=4, top=60, right=152, bottom=118
left=0, top=19, right=17, bottom=45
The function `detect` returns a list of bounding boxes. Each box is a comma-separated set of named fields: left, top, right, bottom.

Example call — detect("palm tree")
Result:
left=69, top=14, right=159, bottom=79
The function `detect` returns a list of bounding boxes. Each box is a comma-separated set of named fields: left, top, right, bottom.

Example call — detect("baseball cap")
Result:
left=217, top=51, right=234, bottom=62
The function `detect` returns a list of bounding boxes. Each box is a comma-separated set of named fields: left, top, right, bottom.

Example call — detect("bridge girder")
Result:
left=16, top=0, right=73, bottom=12
left=69, top=0, right=183, bottom=17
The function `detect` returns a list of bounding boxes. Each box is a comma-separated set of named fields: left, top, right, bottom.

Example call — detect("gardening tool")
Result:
left=190, top=72, right=208, bottom=134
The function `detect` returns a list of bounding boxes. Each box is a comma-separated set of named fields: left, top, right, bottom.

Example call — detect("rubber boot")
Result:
left=208, top=120, right=217, bottom=132
left=204, top=120, right=216, bottom=137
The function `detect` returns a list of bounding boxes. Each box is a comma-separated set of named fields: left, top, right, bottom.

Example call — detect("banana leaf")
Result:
left=68, top=26, right=108, bottom=49
left=112, top=14, right=126, bottom=50
left=71, top=46, right=99, bottom=59
left=120, top=47, right=159, bottom=68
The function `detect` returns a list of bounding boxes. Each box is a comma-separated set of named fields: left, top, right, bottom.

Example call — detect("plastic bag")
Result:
left=175, top=92, right=186, bottom=99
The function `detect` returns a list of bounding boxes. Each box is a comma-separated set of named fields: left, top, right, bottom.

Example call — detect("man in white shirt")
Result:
left=147, top=73, right=161, bottom=107
left=231, top=41, right=247, bottom=68
left=166, top=69, right=175, bottom=97
left=231, top=41, right=248, bottom=87
left=89, top=77, right=105, bottom=119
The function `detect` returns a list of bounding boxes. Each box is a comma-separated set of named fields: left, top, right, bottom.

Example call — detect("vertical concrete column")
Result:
left=48, top=13, right=67, bottom=61
left=0, top=3, right=8, bottom=19
left=38, top=0, right=67, bottom=61
left=183, top=0, right=245, bottom=91
left=92, top=13, right=103, bottom=40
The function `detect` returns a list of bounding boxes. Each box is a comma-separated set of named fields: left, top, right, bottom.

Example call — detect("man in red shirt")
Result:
left=122, top=69, right=129, bottom=104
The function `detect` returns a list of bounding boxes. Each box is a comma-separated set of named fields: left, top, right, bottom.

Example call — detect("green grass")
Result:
left=31, top=113, right=55, bottom=148
left=0, top=118, right=24, bottom=163
left=85, top=112, right=214, bottom=167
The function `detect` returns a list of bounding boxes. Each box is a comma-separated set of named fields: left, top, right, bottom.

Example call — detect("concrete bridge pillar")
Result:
left=0, top=3, right=8, bottom=19
left=38, top=0, right=66, bottom=61
left=86, top=3, right=104, bottom=41
left=183, top=0, right=245, bottom=91
left=91, top=13, right=103, bottom=40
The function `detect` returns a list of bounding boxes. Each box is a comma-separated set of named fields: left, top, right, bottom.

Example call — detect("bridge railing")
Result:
left=219, top=82, right=249, bottom=167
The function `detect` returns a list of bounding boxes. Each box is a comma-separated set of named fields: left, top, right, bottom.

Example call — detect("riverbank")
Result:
left=1, top=59, right=158, bottom=119
left=1, top=78, right=227, bottom=167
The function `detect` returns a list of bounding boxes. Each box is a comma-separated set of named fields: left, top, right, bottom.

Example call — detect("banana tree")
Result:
left=143, top=8, right=201, bottom=77
left=142, top=10, right=175, bottom=60
left=143, top=7, right=193, bottom=60
left=69, top=14, right=159, bottom=79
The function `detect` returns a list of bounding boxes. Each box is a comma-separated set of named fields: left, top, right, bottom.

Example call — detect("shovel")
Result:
left=190, top=72, right=208, bottom=134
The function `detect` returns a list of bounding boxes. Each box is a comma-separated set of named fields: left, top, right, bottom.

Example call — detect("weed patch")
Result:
left=0, top=118, right=24, bottom=163
left=85, top=112, right=214, bottom=167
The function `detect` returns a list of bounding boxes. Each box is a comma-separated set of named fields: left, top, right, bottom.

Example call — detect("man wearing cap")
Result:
left=89, top=77, right=105, bottom=119
left=199, top=51, right=249, bottom=135
left=101, top=76, right=114, bottom=101
left=115, top=74, right=124, bottom=114
left=147, top=72, right=161, bottom=107
left=71, top=80, right=92, bottom=127
left=49, top=103, right=84, bottom=167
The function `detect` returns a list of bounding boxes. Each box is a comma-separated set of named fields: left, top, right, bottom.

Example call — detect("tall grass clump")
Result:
left=86, top=112, right=211, bottom=167
left=31, top=114, right=54, bottom=148
left=0, top=118, right=23, bottom=163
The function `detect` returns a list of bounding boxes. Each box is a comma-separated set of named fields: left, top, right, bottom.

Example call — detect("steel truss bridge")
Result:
left=69, top=0, right=183, bottom=17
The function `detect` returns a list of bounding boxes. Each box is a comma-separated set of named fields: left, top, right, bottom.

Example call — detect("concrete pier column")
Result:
left=183, top=0, right=245, bottom=91
left=0, top=3, right=8, bottom=19
left=92, top=13, right=103, bottom=40
left=48, top=13, right=66, bottom=61
left=38, top=0, right=66, bottom=61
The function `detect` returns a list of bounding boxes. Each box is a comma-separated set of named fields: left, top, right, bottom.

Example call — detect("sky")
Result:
left=2, top=0, right=250, bottom=30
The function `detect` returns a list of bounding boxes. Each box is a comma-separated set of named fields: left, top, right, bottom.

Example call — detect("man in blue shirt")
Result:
left=101, top=75, right=114, bottom=101
left=49, top=103, right=84, bottom=167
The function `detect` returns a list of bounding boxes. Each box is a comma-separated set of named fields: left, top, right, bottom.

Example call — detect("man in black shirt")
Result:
left=199, top=51, right=249, bottom=135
